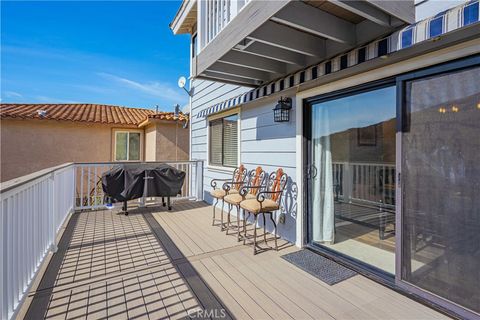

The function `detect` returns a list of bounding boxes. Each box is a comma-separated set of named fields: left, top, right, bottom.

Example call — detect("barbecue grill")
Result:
left=102, top=163, right=186, bottom=214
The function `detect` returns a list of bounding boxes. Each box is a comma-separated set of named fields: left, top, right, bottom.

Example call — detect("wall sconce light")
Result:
left=273, top=97, right=292, bottom=122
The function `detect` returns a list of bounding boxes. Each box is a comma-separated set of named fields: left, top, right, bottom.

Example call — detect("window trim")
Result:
left=207, top=108, right=240, bottom=170
left=112, top=129, right=144, bottom=162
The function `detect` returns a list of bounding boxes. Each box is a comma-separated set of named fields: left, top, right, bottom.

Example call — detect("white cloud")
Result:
left=3, top=91, right=23, bottom=98
left=97, top=72, right=186, bottom=104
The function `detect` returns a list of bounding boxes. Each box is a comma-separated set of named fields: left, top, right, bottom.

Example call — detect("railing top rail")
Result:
left=1, top=160, right=204, bottom=194
left=0, top=162, right=74, bottom=194
left=332, top=161, right=395, bottom=167
left=74, top=160, right=201, bottom=165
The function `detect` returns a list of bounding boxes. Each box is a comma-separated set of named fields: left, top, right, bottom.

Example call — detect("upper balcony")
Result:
left=171, top=0, right=415, bottom=86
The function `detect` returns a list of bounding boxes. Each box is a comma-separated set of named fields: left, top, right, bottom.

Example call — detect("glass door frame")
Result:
left=302, top=55, right=479, bottom=318
left=303, top=77, right=397, bottom=283
left=395, top=54, right=480, bottom=320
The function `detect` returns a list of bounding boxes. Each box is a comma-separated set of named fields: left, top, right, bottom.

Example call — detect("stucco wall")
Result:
left=145, top=123, right=157, bottom=161
left=0, top=119, right=121, bottom=182
left=152, top=121, right=189, bottom=161
left=1, top=118, right=189, bottom=182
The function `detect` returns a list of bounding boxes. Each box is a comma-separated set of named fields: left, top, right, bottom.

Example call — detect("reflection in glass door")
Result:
left=307, top=85, right=397, bottom=274
left=401, top=65, right=480, bottom=315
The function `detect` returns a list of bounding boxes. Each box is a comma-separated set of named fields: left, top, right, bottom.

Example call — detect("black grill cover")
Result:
left=102, top=163, right=186, bottom=203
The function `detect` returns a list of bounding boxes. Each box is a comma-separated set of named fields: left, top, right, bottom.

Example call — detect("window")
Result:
left=209, top=114, right=238, bottom=167
left=115, top=131, right=141, bottom=161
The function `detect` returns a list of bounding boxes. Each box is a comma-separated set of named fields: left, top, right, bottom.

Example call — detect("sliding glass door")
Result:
left=305, top=56, right=479, bottom=317
left=307, top=84, right=397, bottom=274
left=399, top=63, right=480, bottom=316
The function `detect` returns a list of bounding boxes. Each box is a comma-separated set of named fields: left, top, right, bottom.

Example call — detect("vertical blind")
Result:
left=209, top=119, right=223, bottom=165
left=209, top=114, right=238, bottom=167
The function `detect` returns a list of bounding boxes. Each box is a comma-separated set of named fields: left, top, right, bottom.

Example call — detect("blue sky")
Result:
left=1, top=1, right=191, bottom=111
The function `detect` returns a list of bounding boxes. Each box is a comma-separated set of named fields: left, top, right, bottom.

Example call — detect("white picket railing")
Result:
left=74, top=161, right=203, bottom=210
left=0, top=163, right=75, bottom=320
left=332, top=161, right=396, bottom=209
left=0, top=160, right=203, bottom=319
left=198, top=0, right=251, bottom=50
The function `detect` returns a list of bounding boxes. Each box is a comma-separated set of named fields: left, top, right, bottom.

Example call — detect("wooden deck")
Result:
left=24, top=200, right=449, bottom=320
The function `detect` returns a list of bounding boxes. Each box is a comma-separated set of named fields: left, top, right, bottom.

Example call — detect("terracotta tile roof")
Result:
left=0, top=104, right=187, bottom=126
left=147, top=112, right=188, bottom=122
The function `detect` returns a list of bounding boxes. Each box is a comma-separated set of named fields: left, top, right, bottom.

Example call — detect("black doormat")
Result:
left=281, top=250, right=357, bottom=285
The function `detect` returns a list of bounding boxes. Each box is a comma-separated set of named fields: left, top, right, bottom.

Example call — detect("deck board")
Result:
left=24, top=200, right=450, bottom=320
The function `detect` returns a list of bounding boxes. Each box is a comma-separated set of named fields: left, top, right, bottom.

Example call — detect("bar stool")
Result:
left=240, top=169, right=288, bottom=254
left=210, top=165, right=247, bottom=230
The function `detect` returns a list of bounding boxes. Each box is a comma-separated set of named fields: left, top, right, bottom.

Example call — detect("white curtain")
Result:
left=311, top=106, right=335, bottom=244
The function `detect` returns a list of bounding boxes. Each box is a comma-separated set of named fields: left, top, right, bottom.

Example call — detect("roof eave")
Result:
left=169, top=0, right=197, bottom=35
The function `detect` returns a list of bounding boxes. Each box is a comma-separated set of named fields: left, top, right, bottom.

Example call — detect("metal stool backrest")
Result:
left=247, top=166, right=267, bottom=196
left=267, top=168, right=288, bottom=204
left=231, top=164, right=248, bottom=191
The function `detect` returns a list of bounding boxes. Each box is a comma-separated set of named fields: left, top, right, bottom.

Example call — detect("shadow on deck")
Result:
left=24, top=201, right=446, bottom=320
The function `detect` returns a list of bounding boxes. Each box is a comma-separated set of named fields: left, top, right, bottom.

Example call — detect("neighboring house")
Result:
left=0, top=104, right=189, bottom=182
left=171, top=0, right=479, bottom=319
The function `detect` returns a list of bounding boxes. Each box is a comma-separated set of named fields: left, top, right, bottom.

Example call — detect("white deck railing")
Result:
left=198, top=0, right=250, bottom=51
left=0, top=160, right=203, bottom=319
left=74, top=161, right=203, bottom=210
left=332, top=161, right=396, bottom=209
left=0, top=163, right=75, bottom=320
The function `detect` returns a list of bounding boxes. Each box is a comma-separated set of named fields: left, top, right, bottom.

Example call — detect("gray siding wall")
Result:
left=190, top=79, right=249, bottom=202
left=190, top=78, right=298, bottom=242
left=240, top=95, right=298, bottom=242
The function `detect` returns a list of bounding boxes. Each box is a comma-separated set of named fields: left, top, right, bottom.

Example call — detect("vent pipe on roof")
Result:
left=37, top=110, right=47, bottom=117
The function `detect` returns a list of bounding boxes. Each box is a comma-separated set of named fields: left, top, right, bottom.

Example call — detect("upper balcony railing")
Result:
left=0, top=160, right=203, bottom=320
left=198, top=0, right=250, bottom=51
left=192, top=0, right=415, bottom=86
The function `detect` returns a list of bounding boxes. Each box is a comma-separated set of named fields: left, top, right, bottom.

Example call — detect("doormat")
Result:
left=281, top=250, right=357, bottom=285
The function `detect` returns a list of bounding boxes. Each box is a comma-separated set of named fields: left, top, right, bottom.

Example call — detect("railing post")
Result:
left=195, top=160, right=204, bottom=201
left=72, top=165, right=77, bottom=211
left=49, top=173, right=58, bottom=253
left=197, top=0, right=207, bottom=51
left=1, top=197, right=6, bottom=320
left=343, top=163, right=352, bottom=203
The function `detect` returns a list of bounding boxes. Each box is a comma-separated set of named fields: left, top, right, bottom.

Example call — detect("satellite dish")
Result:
left=177, top=76, right=187, bottom=89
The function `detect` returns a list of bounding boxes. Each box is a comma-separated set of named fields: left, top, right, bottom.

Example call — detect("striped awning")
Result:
left=196, top=0, right=479, bottom=119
